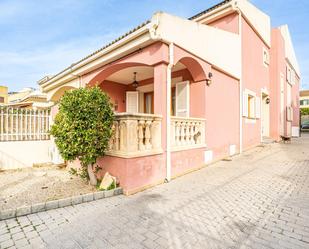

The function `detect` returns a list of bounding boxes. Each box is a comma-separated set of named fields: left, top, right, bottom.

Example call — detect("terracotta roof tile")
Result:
left=188, top=0, right=232, bottom=20
left=42, top=19, right=151, bottom=84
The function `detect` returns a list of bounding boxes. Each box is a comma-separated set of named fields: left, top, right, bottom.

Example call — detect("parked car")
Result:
left=301, top=120, right=309, bottom=131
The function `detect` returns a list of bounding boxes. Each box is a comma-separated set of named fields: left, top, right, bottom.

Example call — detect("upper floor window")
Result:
left=263, top=48, right=270, bottom=66
left=286, top=65, right=296, bottom=85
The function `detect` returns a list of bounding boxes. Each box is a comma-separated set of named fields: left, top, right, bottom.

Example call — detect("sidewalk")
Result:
left=1, top=134, right=309, bottom=249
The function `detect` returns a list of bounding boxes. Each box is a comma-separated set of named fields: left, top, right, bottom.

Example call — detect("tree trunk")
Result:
left=87, top=164, right=97, bottom=186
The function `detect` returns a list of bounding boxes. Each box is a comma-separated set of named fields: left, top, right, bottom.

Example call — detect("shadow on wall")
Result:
left=0, top=150, right=28, bottom=170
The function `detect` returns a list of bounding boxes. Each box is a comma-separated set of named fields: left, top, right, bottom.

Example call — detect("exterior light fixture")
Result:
left=266, top=98, right=270, bottom=104
left=206, top=72, right=213, bottom=86
left=132, top=72, right=139, bottom=88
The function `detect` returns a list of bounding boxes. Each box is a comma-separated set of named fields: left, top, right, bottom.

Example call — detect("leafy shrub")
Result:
left=51, top=86, right=114, bottom=185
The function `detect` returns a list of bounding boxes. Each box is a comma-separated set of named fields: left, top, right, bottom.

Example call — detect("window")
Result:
left=286, top=65, right=295, bottom=85
left=263, top=48, right=270, bottom=66
left=248, top=95, right=256, bottom=118
left=0, top=97, right=4, bottom=103
left=301, top=99, right=309, bottom=106
left=243, top=90, right=260, bottom=120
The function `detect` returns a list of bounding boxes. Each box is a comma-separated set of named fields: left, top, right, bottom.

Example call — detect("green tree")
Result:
left=51, top=86, right=114, bottom=185
left=301, top=108, right=309, bottom=116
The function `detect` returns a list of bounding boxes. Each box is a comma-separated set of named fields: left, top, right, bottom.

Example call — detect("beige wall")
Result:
left=0, top=86, right=8, bottom=104
left=300, top=91, right=309, bottom=109
left=0, top=140, right=52, bottom=170
left=8, top=90, right=32, bottom=103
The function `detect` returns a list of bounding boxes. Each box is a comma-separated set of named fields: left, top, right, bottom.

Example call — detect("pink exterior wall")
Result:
left=190, top=80, right=206, bottom=118
left=171, top=147, right=205, bottom=177
left=292, top=76, right=300, bottom=128
left=96, top=154, right=166, bottom=195
left=270, top=28, right=300, bottom=137
left=205, top=68, right=240, bottom=159
left=207, top=12, right=239, bottom=34
left=99, top=80, right=129, bottom=112
left=242, top=17, right=270, bottom=148
left=270, top=28, right=286, bottom=141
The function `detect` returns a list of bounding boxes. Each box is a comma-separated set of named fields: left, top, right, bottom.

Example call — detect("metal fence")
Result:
left=0, top=107, right=51, bottom=141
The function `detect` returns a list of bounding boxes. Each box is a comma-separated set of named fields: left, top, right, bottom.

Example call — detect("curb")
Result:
left=0, top=187, right=123, bottom=221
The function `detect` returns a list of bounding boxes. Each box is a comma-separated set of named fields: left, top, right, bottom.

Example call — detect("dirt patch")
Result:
left=0, top=165, right=97, bottom=211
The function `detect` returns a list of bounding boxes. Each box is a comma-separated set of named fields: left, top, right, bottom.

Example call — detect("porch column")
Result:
left=154, top=63, right=168, bottom=150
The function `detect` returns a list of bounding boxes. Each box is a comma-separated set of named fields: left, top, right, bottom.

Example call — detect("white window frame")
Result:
left=243, top=89, right=259, bottom=123
left=263, top=47, right=270, bottom=67
left=175, top=81, right=190, bottom=117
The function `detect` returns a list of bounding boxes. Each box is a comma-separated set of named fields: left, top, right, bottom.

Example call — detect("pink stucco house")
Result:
left=39, top=0, right=300, bottom=195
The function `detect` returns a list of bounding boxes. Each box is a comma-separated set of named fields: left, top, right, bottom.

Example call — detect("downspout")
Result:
left=233, top=3, right=243, bottom=153
left=149, top=13, right=173, bottom=182
left=166, top=43, right=174, bottom=182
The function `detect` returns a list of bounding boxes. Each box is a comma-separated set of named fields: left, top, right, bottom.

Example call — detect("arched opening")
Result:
left=177, top=57, right=207, bottom=82
left=50, top=86, right=77, bottom=103
left=89, top=63, right=154, bottom=113
left=170, top=56, right=208, bottom=118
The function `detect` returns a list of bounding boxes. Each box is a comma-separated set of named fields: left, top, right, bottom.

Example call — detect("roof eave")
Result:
left=40, top=21, right=153, bottom=88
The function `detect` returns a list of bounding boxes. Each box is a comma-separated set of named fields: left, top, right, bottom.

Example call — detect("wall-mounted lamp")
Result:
left=206, top=72, right=213, bottom=86
left=266, top=98, right=270, bottom=104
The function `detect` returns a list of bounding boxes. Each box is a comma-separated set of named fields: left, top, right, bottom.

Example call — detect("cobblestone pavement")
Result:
left=1, top=134, right=309, bottom=249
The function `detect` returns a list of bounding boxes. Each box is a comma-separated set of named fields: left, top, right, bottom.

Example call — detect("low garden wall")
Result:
left=0, top=140, right=52, bottom=170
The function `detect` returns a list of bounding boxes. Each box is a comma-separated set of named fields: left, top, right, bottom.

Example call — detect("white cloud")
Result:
left=0, top=31, right=123, bottom=91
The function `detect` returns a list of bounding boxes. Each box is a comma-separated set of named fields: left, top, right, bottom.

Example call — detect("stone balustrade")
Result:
left=107, top=113, right=163, bottom=158
left=171, top=116, right=206, bottom=151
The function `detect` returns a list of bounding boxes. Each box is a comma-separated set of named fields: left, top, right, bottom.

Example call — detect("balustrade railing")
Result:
left=107, top=113, right=163, bottom=158
left=171, top=116, right=206, bottom=150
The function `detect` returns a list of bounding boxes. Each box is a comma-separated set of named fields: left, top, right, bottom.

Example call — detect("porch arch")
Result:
left=88, top=63, right=153, bottom=87
left=49, top=86, right=77, bottom=102
left=175, top=57, right=207, bottom=82
left=173, top=45, right=210, bottom=82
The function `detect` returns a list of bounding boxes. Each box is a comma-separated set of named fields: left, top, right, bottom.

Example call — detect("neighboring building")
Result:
left=8, top=87, right=35, bottom=103
left=300, top=90, right=309, bottom=109
left=7, top=87, right=51, bottom=109
left=0, top=86, right=8, bottom=104
left=39, top=0, right=300, bottom=194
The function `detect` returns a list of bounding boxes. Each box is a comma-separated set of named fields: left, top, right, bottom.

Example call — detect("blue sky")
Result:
left=0, top=0, right=308, bottom=92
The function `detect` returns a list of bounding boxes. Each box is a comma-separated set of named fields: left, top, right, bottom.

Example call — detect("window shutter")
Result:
left=242, top=92, right=248, bottom=117
left=291, top=70, right=296, bottom=85
left=286, top=106, right=293, bottom=121
left=255, top=97, right=261, bottom=119
left=175, top=81, right=190, bottom=117
left=126, top=91, right=139, bottom=113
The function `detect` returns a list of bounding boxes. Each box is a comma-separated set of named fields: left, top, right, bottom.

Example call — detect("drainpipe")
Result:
left=70, top=65, right=82, bottom=88
left=149, top=13, right=173, bottom=182
left=166, top=43, right=174, bottom=182
left=233, top=3, right=243, bottom=153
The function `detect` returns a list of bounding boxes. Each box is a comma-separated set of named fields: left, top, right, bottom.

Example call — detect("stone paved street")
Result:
left=1, top=134, right=309, bottom=249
